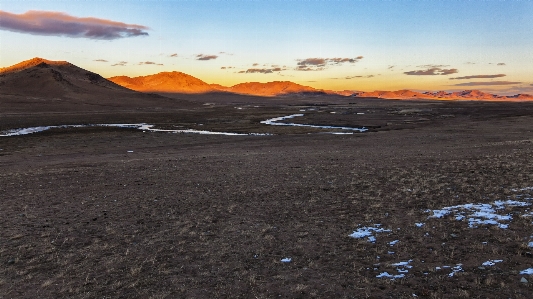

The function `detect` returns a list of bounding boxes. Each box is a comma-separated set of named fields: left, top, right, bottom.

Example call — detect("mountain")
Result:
left=0, top=58, right=196, bottom=113
left=226, top=81, right=326, bottom=96
left=352, top=89, right=533, bottom=101
left=108, top=72, right=328, bottom=97
left=0, top=57, right=131, bottom=98
left=108, top=71, right=215, bottom=93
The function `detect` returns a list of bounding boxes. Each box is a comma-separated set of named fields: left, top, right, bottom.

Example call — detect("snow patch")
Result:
left=349, top=224, right=391, bottom=243
left=427, top=200, right=531, bottom=229
left=482, top=260, right=503, bottom=266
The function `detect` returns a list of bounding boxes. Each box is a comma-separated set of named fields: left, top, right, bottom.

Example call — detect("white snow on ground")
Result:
left=482, top=260, right=503, bottom=266
left=260, top=114, right=368, bottom=132
left=448, top=264, right=464, bottom=277
left=376, top=272, right=405, bottom=279
left=528, top=241, right=533, bottom=248
left=389, top=240, right=399, bottom=246
left=376, top=260, right=413, bottom=280
left=280, top=258, right=292, bottom=263
left=0, top=123, right=271, bottom=137
left=520, top=268, right=533, bottom=275
left=415, top=222, right=424, bottom=227
left=392, top=260, right=413, bottom=273
left=427, top=200, right=531, bottom=229
left=349, top=224, right=391, bottom=243
left=511, top=187, right=533, bottom=192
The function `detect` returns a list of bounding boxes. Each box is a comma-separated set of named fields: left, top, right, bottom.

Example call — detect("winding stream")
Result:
left=0, top=114, right=367, bottom=137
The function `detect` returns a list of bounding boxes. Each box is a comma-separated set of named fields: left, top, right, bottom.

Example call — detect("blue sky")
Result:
left=1, top=0, right=532, bottom=94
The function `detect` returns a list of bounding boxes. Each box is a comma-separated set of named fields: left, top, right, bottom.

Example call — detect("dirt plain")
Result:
left=1, top=95, right=533, bottom=298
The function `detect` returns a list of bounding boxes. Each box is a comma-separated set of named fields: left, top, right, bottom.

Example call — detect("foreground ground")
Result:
left=1, top=97, right=533, bottom=298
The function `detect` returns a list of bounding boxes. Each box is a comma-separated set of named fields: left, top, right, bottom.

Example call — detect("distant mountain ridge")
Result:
left=352, top=89, right=533, bottom=101
left=109, top=71, right=533, bottom=101
left=1, top=58, right=531, bottom=101
left=108, top=73, right=325, bottom=96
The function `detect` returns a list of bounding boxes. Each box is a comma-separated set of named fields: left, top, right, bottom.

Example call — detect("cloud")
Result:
left=497, top=63, right=506, bottom=66
left=196, top=54, right=218, bottom=61
left=416, top=64, right=450, bottom=68
left=452, top=81, right=521, bottom=86
left=297, top=58, right=327, bottom=67
left=111, top=61, right=127, bottom=66
left=295, top=56, right=363, bottom=71
left=404, top=68, right=458, bottom=76
left=450, top=74, right=506, bottom=80
left=94, top=59, right=108, bottom=62
left=0, top=10, right=149, bottom=39
left=139, top=61, right=163, bottom=66
left=245, top=68, right=273, bottom=74
left=252, top=63, right=259, bottom=66
left=237, top=70, right=245, bottom=73
left=169, top=53, right=178, bottom=57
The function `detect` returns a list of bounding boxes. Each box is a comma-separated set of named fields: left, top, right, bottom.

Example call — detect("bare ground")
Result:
left=1, top=97, right=533, bottom=298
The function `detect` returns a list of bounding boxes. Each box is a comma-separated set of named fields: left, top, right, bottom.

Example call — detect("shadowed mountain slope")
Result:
left=0, top=58, right=197, bottom=113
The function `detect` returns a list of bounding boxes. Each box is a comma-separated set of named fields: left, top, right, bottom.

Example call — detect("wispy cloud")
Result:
left=450, top=74, right=506, bottom=80
left=196, top=54, right=218, bottom=61
left=497, top=63, right=506, bottom=66
left=94, top=59, right=108, bottom=62
left=252, top=63, right=259, bottom=66
left=111, top=61, right=127, bottom=66
left=139, top=61, right=163, bottom=66
left=169, top=53, right=178, bottom=57
left=333, top=75, right=375, bottom=79
left=452, top=81, right=521, bottom=86
left=221, top=66, right=234, bottom=69
left=0, top=10, right=149, bottom=39
left=404, top=67, right=458, bottom=76
left=416, top=64, right=450, bottom=68
left=242, top=67, right=286, bottom=74
left=296, top=56, right=363, bottom=71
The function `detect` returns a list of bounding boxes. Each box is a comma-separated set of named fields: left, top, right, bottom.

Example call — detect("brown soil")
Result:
left=1, top=96, right=533, bottom=298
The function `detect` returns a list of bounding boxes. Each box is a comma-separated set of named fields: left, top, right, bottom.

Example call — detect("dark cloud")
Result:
left=450, top=74, right=506, bottom=80
left=221, top=67, right=226, bottom=69
left=111, top=61, right=127, bottom=66
left=93, top=59, right=108, bottom=62
left=169, top=53, right=178, bottom=57
left=497, top=63, right=506, bottom=66
left=297, top=58, right=327, bottom=67
left=452, top=81, right=521, bottom=86
left=196, top=54, right=218, bottom=61
left=0, top=10, right=149, bottom=39
left=237, top=70, right=245, bottom=73
left=252, top=63, right=259, bottom=66
left=404, top=68, right=458, bottom=76
left=388, top=65, right=395, bottom=70
left=296, top=56, right=363, bottom=71
left=139, top=61, right=163, bottom=66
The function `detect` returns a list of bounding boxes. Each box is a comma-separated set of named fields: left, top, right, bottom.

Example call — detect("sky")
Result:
left=1, top=0, right=532, bottom=94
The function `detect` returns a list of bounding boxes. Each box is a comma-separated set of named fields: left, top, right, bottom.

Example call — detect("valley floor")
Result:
left=1, top=97, right=533, bottom=298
